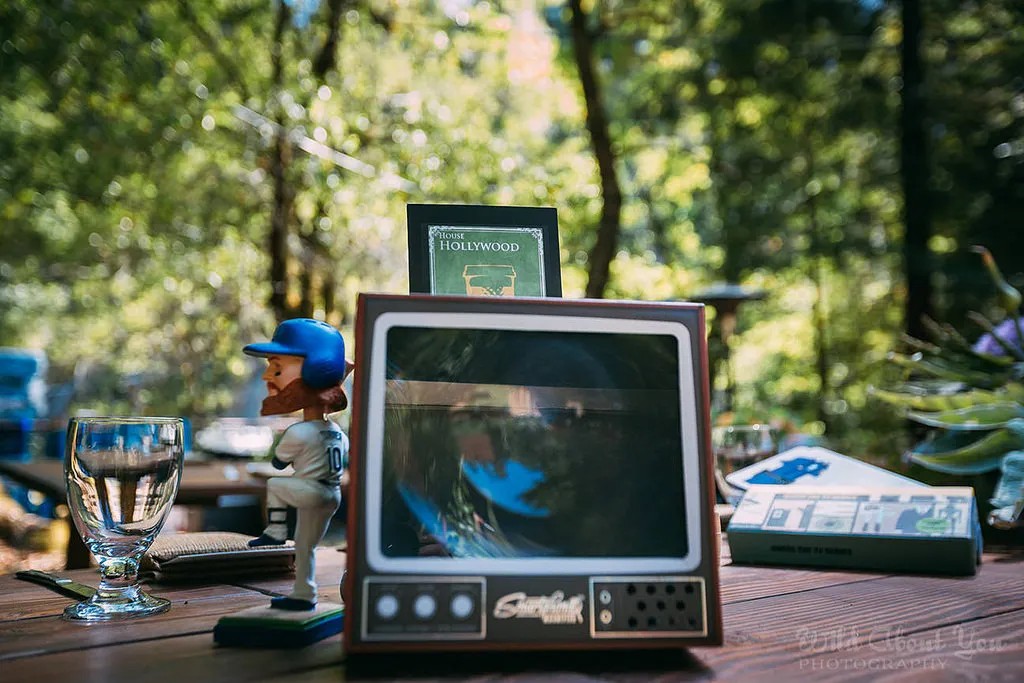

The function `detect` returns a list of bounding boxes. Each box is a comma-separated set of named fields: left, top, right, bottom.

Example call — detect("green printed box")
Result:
left=726, top=485, right=979, bottom=576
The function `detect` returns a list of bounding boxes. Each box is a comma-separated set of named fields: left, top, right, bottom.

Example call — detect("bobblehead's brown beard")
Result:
left=261, top=378, right=349, bottom=416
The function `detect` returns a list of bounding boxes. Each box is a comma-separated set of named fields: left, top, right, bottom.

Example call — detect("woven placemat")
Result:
left=146, top=531, right=276, bottom=559
left=141, top=532, right=295, bottom=583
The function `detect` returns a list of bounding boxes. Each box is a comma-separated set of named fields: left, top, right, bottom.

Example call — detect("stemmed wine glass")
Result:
left=63, top=417, right=184, bottom=621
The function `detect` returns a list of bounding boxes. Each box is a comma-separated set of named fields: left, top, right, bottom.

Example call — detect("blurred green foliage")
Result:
left=1, top=0, right=1022, bottom=460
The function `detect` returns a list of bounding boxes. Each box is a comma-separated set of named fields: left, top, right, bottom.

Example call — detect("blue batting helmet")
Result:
left=243, top=318, right=348, bottom=390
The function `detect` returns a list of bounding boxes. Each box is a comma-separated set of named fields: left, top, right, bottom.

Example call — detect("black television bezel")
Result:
left=345, top=293, right=721, bottom=652
left=406, top=203, right=562, bottom=297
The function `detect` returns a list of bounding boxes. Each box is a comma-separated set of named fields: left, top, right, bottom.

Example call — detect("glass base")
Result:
left=63, top=588, right=171, bottom=622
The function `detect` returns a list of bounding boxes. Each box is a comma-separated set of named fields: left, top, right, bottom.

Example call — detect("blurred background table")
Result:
left=0, top=459, right=268, bottom=568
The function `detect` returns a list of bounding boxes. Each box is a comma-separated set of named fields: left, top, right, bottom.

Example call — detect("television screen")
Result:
left=362, top=312, right=704, bottom=575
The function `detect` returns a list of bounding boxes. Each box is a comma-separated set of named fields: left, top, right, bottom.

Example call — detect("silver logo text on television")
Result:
left=492, top=591, right=585, bottom=624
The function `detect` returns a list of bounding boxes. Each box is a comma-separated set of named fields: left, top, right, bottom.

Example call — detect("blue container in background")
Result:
left=0, top=349, right=56, bottom=517
left=0, top=418, right=32, bottom=459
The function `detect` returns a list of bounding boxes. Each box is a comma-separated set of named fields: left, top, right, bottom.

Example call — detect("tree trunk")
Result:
left=803, top=126, right=832, bottom=431
left=568, top=0, right=622, bottom=299
left=291, top=0, right=348, bottom=321
left=176, top=0, right=250, bottom=101
left=314, top=0, right=347, bottom=78
left=268, top=1, right=291, bottom=321
left=298, top=243, right=315, bottom=318
left=900, top=0, right=933, bottom=338
left=322, top=273, right=337, bottom=324
left=810, top=218, right=831, bottom=430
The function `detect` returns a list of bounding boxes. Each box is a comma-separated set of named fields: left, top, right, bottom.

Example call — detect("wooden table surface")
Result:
left=1, top=541, right=1021, bottom=682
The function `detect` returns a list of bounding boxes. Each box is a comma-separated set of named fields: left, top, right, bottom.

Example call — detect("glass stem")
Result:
left=96, top=556, right=141, bottom=600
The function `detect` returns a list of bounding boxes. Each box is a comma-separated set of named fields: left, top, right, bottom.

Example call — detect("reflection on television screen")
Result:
left=379, top=327, right=688, bottom=560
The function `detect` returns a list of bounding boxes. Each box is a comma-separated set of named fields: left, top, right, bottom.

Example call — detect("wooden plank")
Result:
left=0, top=547, right=349, bottom=660
left=716, top=531, right=897, bottom=603
left=718, top=549, right=1020, bottom=604
left=720, top=562, right=889, bottom=604
left=0, top=635, right=713, bottom=683
left=690, top=557, right=1024, bottom=679
left=0, top=632, right=345, bottom=683
left=0, top=577, right=349, bottom=660
left=796, top=607, right=1024, bottom=682
left=0, top=547, right=347, bottom=619
left=694, top=605, right=1024, bottom=683
left=0, top=580, right=249, bottom=623
left=1, top=542, right=1020, bottom=682
left=9, top=600, right=1024, bottom=683
left=340, top=649, right=708, bottom=683
left=0, top=587, right=268, bottom=660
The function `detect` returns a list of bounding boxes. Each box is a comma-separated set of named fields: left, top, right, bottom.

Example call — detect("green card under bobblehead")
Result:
left=214, top=318, right=352, bottom=648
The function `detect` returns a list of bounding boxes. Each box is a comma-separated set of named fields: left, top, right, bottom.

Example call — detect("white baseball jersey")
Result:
left=271, top=418, right=347, bottom=484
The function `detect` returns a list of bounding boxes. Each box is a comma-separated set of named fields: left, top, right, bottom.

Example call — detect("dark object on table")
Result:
left=213, top=602, right=343, bottom=648
left=14, top=569, right=96, bottom=601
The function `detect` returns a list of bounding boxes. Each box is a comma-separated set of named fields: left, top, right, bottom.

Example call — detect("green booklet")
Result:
left=407, top=204, right=561, bottom=297
left=427, top=225, right=546, bottom=297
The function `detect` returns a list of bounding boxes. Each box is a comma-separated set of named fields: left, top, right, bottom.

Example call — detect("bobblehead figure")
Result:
left=243, top=319, right=353, bottom=611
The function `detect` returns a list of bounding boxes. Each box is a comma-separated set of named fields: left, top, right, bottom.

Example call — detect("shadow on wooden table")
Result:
left=346, top=648, right=709, bottom=680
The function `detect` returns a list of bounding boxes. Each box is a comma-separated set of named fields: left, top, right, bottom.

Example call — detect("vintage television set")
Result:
left=344, top=294, right=722, bottom=652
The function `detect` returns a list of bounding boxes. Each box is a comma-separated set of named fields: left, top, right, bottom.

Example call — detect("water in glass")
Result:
left=63, top=417, right=183, bottom=621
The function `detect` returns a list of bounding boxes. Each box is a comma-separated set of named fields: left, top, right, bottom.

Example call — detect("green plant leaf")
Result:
left=970, top=350, right=1017, bottom=368
left=908, top=457, right=1008, bottom=475
left=887, top=352, right=1004, bottom=387
left=910, top=430, right=981, bottom=455
left=910, top=324, right=1016, bottom=369
left=908, top=428, right=1021, bottom=474
left=870, top=383, right=1024, bottom=411
left=870, top=386, right=1003, bottom=411
left=973, top=245, right=1023, bottom=315
left=906, top=402, right=1024, bottom=431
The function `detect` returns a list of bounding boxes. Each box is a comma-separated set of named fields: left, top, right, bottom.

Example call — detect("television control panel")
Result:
left=590, top=576, right=707, bottom=638
left=361, top=577, right=487, bottom=641
left=356, top=575, right=707, bottom=644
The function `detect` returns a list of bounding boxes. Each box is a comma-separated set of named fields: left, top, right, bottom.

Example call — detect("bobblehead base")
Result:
left=213, top=601, right=344, bottom=649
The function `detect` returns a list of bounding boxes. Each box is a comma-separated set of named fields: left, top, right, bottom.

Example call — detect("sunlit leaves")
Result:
left=0, top=0, right=1019, bottom=464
